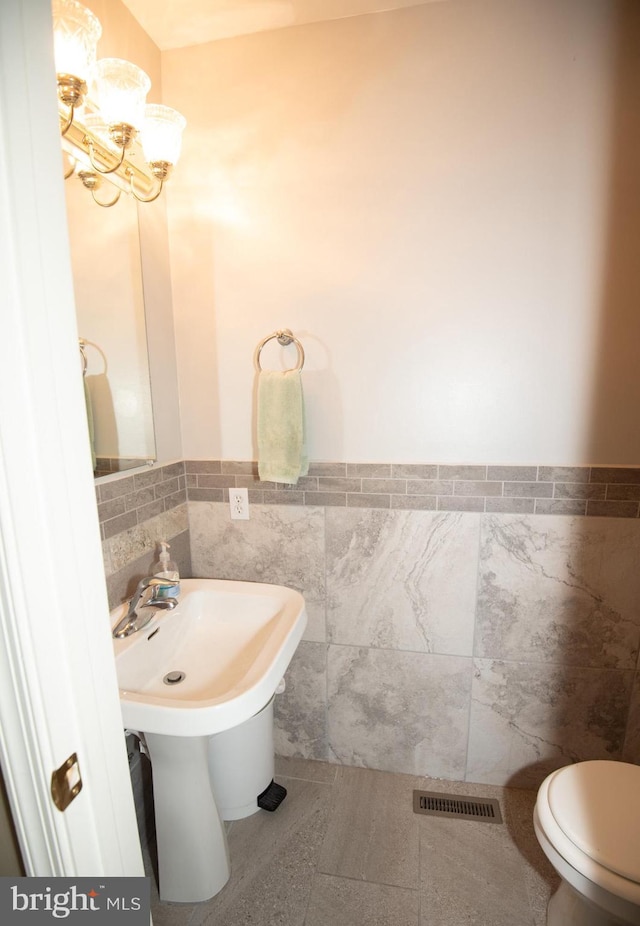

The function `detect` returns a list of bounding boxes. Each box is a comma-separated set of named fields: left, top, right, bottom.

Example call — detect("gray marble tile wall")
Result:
left=188, top=498, right=640, bottom=789
left=95, top=459, right=640, bottom=788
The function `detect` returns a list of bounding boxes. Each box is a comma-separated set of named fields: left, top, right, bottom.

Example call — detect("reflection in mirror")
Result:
left=65, top=169, right=156, bottom=477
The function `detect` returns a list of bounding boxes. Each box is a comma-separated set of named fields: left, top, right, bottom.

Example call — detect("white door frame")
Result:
left=0, top=0, right=144, bottom=876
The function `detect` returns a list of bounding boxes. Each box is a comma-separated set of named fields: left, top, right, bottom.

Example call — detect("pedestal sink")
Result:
left=111, top=578, right=307, bottom=903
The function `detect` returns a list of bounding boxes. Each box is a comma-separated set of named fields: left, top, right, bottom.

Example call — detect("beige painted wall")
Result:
left=163, top=0, right=640, bottom=465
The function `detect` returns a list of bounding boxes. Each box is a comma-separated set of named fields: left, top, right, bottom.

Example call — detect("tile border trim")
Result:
left=96, top=461, right=187, bottom=538
left=184, top=461, right=640, bottom=519
left=95, top=460, right=640, bottom=535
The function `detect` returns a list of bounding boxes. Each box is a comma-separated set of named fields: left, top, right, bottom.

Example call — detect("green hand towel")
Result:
left=257, top=370, right=308, bottom=484
left=83, top=376, right=96, bottom=471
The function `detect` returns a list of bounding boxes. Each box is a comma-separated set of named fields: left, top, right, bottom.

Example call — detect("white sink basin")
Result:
left=111, top=576, right=307, bottom=904
left=112, top=577, right=307, bottom=737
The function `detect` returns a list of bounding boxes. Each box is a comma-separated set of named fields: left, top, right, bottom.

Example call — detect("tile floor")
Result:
left=142, top=756, right=558, bottom=926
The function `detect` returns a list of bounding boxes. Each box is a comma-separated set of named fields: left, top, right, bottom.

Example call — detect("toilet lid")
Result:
left=547, top=761, right=640, bottom=884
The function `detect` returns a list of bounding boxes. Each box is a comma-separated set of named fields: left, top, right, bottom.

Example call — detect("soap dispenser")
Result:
left=151, top=541, right=180, bottom=598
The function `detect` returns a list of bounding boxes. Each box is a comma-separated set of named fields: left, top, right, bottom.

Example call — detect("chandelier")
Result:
left=52, top=0, right=186, bottom=206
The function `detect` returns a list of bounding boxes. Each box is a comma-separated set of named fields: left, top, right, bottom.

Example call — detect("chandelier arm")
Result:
left=90, top=186, right=121, bottom=208
left=59, top=104, right=75, bottom=137
left=128, top=173, right=164, bottom=203
left=63, top=159, right=75, bottom=180
left=86, top=138, right=127, bottom=175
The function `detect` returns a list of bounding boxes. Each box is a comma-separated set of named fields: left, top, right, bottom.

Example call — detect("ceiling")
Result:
left=120, top=0, right=440, bottom=50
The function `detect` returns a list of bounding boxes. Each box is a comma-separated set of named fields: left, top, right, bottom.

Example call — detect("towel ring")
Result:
left=79, top=337, right=108, bottom=375
left=79, top=338, right=88, bottom=376
left=254, top=329, right=305, bottom=373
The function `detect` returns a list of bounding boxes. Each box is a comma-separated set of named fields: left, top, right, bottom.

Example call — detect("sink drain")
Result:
left=163, top=671, right=186, bottom=685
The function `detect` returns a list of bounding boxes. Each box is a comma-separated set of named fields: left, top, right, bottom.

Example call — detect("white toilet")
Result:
left=534, top=760, right=640, bottom=925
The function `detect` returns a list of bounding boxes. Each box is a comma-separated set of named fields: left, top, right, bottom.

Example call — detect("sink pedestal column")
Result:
left=145, top=733, right=230, bottom=903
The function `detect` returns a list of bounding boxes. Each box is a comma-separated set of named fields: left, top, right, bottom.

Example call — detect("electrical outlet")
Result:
left=229, top=487, right=249, bottom=520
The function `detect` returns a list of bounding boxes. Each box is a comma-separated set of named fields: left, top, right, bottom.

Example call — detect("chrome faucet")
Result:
left=112, top=575, right=180, bottom=639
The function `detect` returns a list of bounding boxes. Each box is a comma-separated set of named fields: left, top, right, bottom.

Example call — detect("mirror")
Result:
left=65, top=170, right=157, bottom=478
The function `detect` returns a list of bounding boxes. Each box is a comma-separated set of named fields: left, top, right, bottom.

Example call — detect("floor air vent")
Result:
left=413, top=790, right=503, bottom=823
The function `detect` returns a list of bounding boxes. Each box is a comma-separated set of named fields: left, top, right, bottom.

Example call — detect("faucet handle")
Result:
left=143, top=575, right=177, bottom=591
left=147, top=574, right=180, bottom=599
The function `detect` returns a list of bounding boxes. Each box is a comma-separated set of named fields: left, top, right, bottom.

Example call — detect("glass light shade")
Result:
left=95, top=58, right=151, bottom=130
left=140, top=104, right=187, bottom=166
left=52, top=0, right=102, bottom=82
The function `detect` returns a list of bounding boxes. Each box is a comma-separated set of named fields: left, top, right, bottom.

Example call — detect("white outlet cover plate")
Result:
left=229, top=487, right=249, bottom=520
